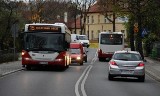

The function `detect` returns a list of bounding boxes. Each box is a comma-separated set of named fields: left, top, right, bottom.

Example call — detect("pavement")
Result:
left=145, top=57, right=160, bottom=82
left=0, top=57, right=160, bottom=82
left=0, top=61, right=23, bottom=76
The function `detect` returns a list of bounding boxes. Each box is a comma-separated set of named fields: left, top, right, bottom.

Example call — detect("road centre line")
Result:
left=81, top=65, right=92, bottom=96
left=75, top=65, right=92, bottom=96
left=75, top=52, right=97, bottom=96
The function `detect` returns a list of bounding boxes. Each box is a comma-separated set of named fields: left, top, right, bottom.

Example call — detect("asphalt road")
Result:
left=0, top=48, right=160, bottom=96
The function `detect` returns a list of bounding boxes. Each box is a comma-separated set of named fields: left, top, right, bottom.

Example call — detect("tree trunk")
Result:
left=136, top=14, right=144, bottom=59
left=129, top=20, right=135, bottom=51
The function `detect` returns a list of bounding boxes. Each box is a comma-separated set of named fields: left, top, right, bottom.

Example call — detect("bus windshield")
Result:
left=100, top=34, right=123, bottom=45
left=24, top=32, right=65, bottom=51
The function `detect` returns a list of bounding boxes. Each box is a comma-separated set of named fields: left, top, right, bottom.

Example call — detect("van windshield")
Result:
left=78, top=35, right=88, bottom=40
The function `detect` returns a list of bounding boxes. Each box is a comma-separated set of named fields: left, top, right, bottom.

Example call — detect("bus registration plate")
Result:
left=39, top=62, right=48, bottom=64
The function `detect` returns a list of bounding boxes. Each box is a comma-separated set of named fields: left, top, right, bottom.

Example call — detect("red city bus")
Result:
left=22, top=23, right=71, bottom=70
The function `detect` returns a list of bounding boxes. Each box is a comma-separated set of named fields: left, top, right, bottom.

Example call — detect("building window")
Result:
left=98, top=15, right=100, bottom=23
left=104, top=15, right=112, bottom=23
left=87, top=16, right=89, bottom=24
left=121, top=30, right=125, bottom=33
left=108, top=30, right=111, bottom=32
left=97, top=30, right=100, bottom=39
left=91, top=16, right=94, bottom=23
left=121, top=30, right=125, bottom=37
left=91, top=30, right=94, bottom=40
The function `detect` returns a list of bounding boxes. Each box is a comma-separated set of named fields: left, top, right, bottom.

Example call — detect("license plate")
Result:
left=121, top=70, right=133, bottom=74
left=39, top=62, right=48, bottom=64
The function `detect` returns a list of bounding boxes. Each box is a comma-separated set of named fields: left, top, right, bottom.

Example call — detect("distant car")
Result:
left=70, top=43, right=86, bottom=65
left=108, top=50, right=145, bottom=82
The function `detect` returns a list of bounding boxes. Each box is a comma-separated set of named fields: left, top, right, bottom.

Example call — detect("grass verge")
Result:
left=89, top=43, right=98, bottom=48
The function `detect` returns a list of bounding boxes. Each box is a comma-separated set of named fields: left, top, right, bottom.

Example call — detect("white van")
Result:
left=77, top=35, right=90, bottom=48
left=71, top=34, right=79, bottom=42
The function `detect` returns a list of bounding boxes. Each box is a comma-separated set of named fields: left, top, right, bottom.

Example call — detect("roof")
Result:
left=70, top=43, right=83, bottom=48
left=88, top=2, right=101, bottom=13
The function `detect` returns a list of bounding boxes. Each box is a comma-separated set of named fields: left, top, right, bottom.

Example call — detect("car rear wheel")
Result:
left=138, top=76, right=145, bottom=82
left=108, top=74, right=114, bottom=80
left=99, top=57, right=104, bottom=61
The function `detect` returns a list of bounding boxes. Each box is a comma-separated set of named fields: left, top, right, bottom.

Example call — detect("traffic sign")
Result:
left=141, top=28, right=148, bottom=37
left=142, top=28, right=148, bottom=35
left=134, top=27, right=138, bottom=32
left=134, top=23, right=138, bottom=27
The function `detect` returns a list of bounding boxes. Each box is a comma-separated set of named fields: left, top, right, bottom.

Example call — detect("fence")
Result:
left=0, top=49, right=20, bottom=64
left=150, top=41, right=160, bottom=59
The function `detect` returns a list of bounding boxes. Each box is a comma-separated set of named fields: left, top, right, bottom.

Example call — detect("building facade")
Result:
left=70, top=2, right=128, bottom=40
left=85, top=3, right=128, bottom=40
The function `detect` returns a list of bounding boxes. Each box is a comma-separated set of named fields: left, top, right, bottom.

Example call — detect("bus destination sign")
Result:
left=28, top=25, right=61, bottom=32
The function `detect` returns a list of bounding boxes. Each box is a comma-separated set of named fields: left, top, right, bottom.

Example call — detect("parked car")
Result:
left=108, top=50, right=145, bottom=82
left=70, top=43, right=87, bottom=65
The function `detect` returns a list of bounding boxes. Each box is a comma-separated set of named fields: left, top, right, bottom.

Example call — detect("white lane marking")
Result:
left=75, top=51, right=97, bottom=96
left=75, top=65, right=91, bottom=96
left=81, top=65, right=92, bottom=96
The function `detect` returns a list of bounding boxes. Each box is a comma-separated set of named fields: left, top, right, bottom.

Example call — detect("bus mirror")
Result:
left=65, top=41, right=70, bottom=49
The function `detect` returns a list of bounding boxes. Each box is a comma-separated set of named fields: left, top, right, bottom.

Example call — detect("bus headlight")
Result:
left=24, top=57, right=31, bottom=60
left=55, top=59, right=63, bottom=62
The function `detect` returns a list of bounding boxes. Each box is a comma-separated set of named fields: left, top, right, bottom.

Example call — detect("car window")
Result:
left=70, top=48, right=80, bottom=54
left=113, top=53, right=141, bottom=61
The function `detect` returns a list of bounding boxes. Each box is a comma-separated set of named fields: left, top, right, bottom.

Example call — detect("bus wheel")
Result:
left=65, top=64, right=69, bottom=69
left=99, top=58, right=104, bottom=61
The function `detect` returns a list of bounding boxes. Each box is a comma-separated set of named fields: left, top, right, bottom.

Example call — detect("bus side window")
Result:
left=101, top=40, right=106, bottom=44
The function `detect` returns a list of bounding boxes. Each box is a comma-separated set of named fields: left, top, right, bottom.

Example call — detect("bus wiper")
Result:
left=28, top=48, right=62, bottom=52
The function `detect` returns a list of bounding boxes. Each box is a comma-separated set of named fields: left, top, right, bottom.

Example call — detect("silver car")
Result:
left=108, top=50, right=145, bottom=82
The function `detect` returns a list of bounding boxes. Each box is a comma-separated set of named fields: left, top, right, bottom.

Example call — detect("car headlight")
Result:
left=76, top=56, right=81, bottom=60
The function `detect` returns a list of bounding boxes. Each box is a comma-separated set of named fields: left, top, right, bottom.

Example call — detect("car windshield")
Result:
left=24, top=32, right=65, bottom=51
left=70, top=48, right=81, bottom=54
left=113, top=53, right=142, bottom=61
